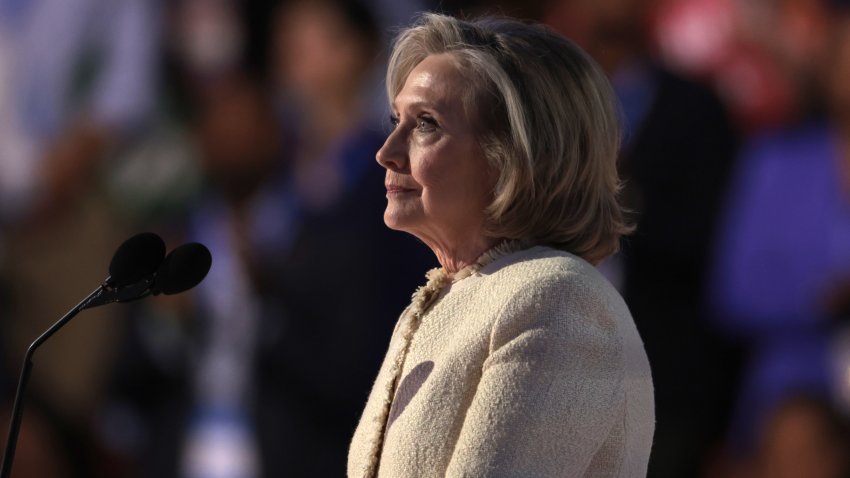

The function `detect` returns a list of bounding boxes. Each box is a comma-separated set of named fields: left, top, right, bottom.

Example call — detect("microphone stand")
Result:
left=0, top=284, right=107, bottom=478
left=0, top=239, right=209, bottom=477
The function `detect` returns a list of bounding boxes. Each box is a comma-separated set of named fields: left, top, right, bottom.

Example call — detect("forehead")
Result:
left=393, top=53, right=471, bottom=110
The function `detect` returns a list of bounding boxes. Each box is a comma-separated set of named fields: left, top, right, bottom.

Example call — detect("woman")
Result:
left=348, top=13, right=654, bottom=477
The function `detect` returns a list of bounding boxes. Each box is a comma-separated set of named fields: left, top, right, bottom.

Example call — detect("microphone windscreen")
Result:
left=108, top=232, right=167, bottom=287
left=155, top=243, right=212, bottom=295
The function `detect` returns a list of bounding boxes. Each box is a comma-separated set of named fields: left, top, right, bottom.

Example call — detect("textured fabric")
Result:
left=348, top=246, right=654, bottom=477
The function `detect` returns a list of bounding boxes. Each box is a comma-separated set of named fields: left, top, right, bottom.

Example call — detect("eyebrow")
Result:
left=391, top=99, right=444, bottom=113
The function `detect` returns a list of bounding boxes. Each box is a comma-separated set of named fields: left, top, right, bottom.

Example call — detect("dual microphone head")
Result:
left=94, top=232, right=212, bottom=308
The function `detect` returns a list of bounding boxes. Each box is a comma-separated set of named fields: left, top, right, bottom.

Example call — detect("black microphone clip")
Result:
left=80, top=274, right=156, bottom=310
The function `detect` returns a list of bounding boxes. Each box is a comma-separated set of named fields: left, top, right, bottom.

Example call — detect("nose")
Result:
left=376, top=127, right=408, bottom=172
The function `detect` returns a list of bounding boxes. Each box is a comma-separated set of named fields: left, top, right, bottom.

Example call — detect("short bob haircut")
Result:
left=386, top=13, right=632, bottom=265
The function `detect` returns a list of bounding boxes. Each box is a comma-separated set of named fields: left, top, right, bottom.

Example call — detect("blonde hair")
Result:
left=387, top=13, right=632, bottom=264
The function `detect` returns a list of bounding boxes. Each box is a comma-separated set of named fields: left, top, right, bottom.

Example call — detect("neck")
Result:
left=426, top=236, right=500, bottom=276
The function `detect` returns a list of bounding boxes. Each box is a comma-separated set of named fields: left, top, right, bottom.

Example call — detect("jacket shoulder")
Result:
left=482, top=246, right=622, bottom=307
left=474, top=246, right=630, bottom=348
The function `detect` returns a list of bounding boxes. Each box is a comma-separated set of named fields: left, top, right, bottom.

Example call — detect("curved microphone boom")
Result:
left=0, top=234, right=211, bottom=478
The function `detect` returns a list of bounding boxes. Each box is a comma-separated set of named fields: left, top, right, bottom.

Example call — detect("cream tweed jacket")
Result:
left=348, top=245, right=654, bottom=477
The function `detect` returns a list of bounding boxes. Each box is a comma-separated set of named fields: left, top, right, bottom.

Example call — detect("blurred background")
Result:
left=1, top=0, right=849, bottom=476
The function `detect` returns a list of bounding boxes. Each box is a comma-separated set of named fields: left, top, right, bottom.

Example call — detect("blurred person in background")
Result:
left=417, top=0, right=548, bottom=23
left=651, top=0, right=807, bottom=132
left=544, top=1, right=741, bottom=477
left=98, top=0, right=432, bottom=476
left=707, top=2, right=850, bottom=475
left=748, top=394, right=850, bottom=478
left=0, top=0, right=159, bottom=476
left=0, top=0, right=159, bottom=225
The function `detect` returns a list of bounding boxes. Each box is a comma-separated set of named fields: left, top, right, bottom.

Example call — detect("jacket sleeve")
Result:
left=444, top=274, right=626, bottom=477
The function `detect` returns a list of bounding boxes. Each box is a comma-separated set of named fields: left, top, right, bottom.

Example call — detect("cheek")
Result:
left=414, top=142, right=491, bottom=210
left=413, top=155, right=449, bottom=188
left=411, top=143, right=463, bottom=199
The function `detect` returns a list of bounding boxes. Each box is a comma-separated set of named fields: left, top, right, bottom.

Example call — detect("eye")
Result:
left=416, top=115, right=438, bottom=132
left=388, top=114, right=400, bottom=130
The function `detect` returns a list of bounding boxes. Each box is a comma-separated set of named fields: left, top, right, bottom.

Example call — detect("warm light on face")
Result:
left=376, top=53, right=494, bottom=248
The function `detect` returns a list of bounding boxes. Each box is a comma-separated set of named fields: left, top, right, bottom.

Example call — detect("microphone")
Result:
left=0, top=233, right=211, bottom=478
left=152, top=242, right=212, bottom=295
left=107, top=232, right=166, bottom=287
left=82, top=242, right=212, bottom=309
left=74, top=232, right=168, bottom=309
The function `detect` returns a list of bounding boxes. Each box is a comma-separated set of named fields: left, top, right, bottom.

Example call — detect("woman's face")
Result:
left=377, top=53, right=495, bottom=249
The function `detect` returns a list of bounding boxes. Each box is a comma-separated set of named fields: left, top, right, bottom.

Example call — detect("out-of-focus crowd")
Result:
left=0, top=0, right=848, bottom=477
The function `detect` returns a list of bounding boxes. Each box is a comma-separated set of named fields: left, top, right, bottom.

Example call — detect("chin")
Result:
left=383, top=208, right=419, bottom=234
left=383, top=213, right=407, bottom=232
